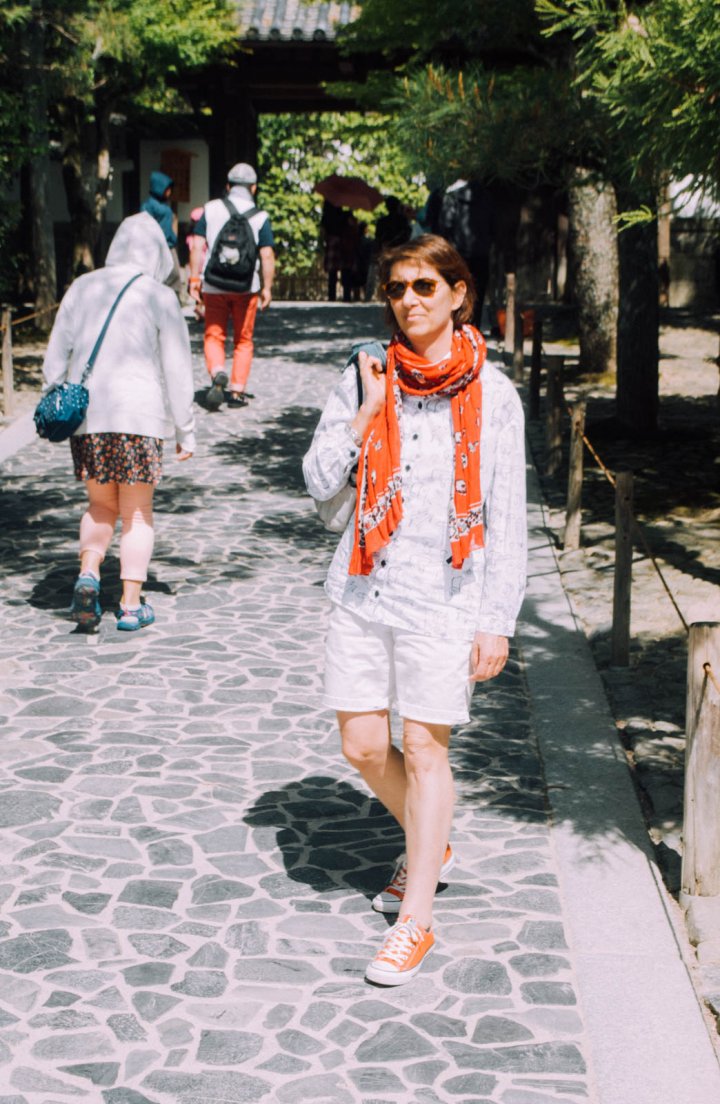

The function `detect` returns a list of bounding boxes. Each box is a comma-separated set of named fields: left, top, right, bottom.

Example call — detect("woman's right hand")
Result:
left=350, top=351, right=387, bottom=445
left=351, top=352, right=387, bottom=444
left=357, top=350, right=387, bottom=418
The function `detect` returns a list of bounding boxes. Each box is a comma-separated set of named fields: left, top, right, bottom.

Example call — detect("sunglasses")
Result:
left=383, top=278, right=440, bottom=301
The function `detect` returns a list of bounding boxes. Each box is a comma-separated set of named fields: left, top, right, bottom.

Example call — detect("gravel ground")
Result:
left=521, top=309, right=720, bottom=1027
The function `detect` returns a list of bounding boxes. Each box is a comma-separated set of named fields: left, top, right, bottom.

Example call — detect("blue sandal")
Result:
left=116, top=601, right=155, bottom=632
left=70, top=573, right=101, bottom=628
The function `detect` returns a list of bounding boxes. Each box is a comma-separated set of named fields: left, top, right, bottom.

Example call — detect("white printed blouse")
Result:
left=303, top=353, right=528, bottom=642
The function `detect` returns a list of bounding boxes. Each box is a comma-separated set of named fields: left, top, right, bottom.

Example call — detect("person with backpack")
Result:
left=188, top=163, right=275, bottom=410
left=435, top=179, right=495, bottom=329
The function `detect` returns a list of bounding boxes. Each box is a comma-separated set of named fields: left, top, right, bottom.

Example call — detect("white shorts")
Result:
left=323, top=603, right=474, bottom=726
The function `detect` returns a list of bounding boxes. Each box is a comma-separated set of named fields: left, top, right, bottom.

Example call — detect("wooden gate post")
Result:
left=529, top=316, right=542, bottom=420
left=2, top=308, right=14, bottom=419
left=544, top=355, right=564, bottom=477
left=682, top=623, right=720, bottom=898
left=564, top=400, right=586, bottom=550
left=504, top=272, right=516, bottom=367
left=611, top=469, right=634, bottom=666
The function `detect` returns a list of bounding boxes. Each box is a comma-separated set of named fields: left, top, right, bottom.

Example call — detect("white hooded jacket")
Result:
left=42, top=212, right=196, bottom=452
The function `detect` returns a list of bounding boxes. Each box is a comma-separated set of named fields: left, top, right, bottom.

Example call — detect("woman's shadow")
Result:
left=243, top=775, right=406, bottom=908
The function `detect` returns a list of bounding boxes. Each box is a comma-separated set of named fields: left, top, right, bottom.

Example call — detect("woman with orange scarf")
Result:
left=303, top=235, right=527, bottom=985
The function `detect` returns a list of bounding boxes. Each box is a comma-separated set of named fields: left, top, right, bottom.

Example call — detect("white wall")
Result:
left=139, top=138, right=210, bottom=224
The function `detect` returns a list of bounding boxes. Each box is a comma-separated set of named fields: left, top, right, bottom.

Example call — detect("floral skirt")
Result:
left=71, top=433, right=163, bottom=486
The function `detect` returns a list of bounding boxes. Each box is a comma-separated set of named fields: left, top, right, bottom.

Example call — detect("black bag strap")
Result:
left=346, top=340, right=387, bottom=410
left=80, top=273, right=142, bottom=385
left=221, top=197, right=258, bottom=222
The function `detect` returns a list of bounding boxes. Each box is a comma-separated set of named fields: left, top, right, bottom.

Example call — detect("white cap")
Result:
left=227, top=162, right=257, bottom=186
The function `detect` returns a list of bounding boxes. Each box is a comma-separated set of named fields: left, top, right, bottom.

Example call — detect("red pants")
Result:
left=203, top=291, right=259, bottom=393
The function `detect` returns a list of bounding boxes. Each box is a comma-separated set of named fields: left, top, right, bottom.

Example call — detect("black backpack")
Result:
left=203, top=198, right=259, bottom=292
left=437, top=182, right=493, bottom=258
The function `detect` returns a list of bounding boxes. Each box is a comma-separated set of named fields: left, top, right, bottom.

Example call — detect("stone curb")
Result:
left=520, top=459, right=720, bottom=1103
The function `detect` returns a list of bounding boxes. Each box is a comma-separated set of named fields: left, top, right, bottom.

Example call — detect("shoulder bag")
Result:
left=34, top=272, right=142, bottom=443
left=313, top=341, right=387, bottom=533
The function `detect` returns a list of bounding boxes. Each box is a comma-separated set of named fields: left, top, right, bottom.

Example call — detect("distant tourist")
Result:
left=141, top=171, right=182, bottom=293
left=188, top=163, right=275, bottom=410
left=42, top=213, right=196, bottom=633
left=321, top=200, right=345, bottom=302
left=374, top=195, right=412, bottom=251
left=303, top=235, right=527, bottom=985
left=435, top=178, right=495, bottom=327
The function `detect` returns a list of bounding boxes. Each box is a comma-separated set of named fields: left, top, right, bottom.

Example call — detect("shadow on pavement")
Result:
left=210, top=406, right=319, bottom=498
left=244, top=776, right=404, bottom=906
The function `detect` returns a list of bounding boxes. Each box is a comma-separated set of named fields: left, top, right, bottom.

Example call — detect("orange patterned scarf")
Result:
left=349, top=324, right=486, bottom=576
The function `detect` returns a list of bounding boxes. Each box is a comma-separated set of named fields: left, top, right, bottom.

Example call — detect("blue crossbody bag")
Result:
left=34, top=272, right=142, bottom=443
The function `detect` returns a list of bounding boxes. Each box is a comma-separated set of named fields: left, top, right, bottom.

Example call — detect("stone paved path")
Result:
left=0, top=304, right=594, bottom=1103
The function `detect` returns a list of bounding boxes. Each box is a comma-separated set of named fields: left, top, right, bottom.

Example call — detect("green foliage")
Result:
left=0, top=0, right=238, bottom=191
left=537, top=0, right=720, bottom=194
left=387, top=62, right=594, bottom=188
left=60, top=0, right=237, bottom=112
left=338, top=0, right=540, bottom=62
left=326, top=0, right=589, bottom=190
left=88, top=0, right=237, bottom=96
left=258, top=112, right=427, bottom=275
left=614, top=205, right=655, bottom=230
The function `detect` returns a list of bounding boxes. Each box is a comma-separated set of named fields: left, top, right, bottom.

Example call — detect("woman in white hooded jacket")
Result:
left=42, top=212, right=196, bottom=631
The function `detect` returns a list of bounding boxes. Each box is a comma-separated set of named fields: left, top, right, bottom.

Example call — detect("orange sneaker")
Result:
left=365, top=915, right=435, bottom=986
left=371, top=845, right=455, bottom=914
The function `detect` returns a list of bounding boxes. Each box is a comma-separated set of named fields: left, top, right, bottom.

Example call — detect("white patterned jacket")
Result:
left=303, top=354, right=528, bottom=641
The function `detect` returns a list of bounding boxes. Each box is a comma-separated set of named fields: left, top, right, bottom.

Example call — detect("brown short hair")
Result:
left=377, top=234, right=476, bottom=329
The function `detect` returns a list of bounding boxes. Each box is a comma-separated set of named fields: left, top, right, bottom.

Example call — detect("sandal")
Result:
left=116, top=601, right=155, bottom=632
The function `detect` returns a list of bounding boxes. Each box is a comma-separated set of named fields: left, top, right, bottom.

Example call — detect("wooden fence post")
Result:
left=513, top=308, right=524, bottom=382
left=529, top=316, right=542, bottom=420
left=504, top=272, right=516, bottom=367
left=544, top=355, right=564, bottom=476
left=2, top=307, right=13, bottom=419
left=611, top=469, right=634, bottom=666
left=564, top=400, right=586, bottom=550
left=682, top=623, right=720, bottom=898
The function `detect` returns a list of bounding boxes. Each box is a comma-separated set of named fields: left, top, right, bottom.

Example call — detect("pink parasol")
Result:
left=315, top=173, right=384, bottom=212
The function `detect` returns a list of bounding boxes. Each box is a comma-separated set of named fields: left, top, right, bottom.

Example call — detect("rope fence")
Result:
left=512, top=301, right=692, bottom=641
left=512, top=305, right=719, bottom=911
left=0, top=302, right=59, bottom=334
left=571, top=401, right=691, bottom=636
left=1, top=302, right=60, bottom=419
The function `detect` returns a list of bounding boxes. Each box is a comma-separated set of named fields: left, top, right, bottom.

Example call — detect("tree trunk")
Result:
left=94, top=104, right=113, bottom=260
left=26, top=3, right=57, bottom=332
left=60, top=100, right=113, bottom=278
left=60, top=101, right=99, bottom=279
left=568, top=169, right=618, bottom=377
left=615, top=187, right=659, bottom=436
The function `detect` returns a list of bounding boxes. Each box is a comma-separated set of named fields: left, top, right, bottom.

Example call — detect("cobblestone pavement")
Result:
left=0, top=305, right=593, bottom=1104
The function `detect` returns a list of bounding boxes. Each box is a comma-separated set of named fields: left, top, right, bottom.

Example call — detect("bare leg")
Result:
left=121, top=580, right=143, bottom=607
left=79, top=479, right=119, bottom=578
left=118, top=483, right=154, bottom=608
left=80, top=550, right=103, bottom=577
left=399, top=719, right=454, bottom=929
left=338, top=710, right=408, bottom=827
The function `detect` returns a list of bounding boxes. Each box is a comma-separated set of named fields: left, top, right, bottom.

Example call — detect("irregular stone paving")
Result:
left=0, top=304, right=591, bottom=1104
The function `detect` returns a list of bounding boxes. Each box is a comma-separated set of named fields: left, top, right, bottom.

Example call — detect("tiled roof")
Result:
left=234, top=0, right=359, bottom=42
